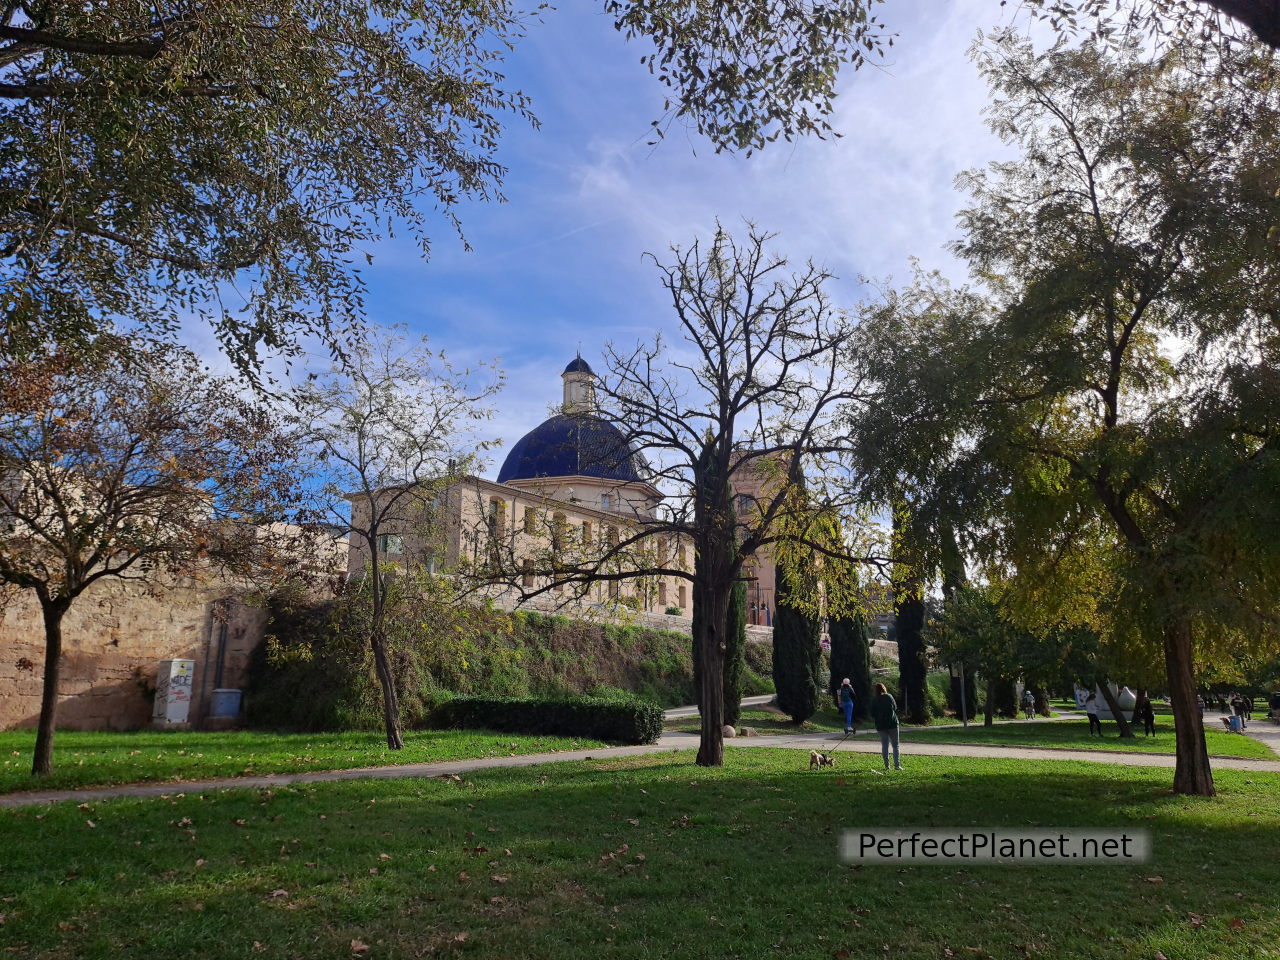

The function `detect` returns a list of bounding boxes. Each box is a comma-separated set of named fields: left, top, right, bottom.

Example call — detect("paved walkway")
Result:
left=663, top=694, right=773, bottom=720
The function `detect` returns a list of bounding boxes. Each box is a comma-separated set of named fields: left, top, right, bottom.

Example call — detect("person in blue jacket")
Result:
left=838, top=677, right=856, bottom=734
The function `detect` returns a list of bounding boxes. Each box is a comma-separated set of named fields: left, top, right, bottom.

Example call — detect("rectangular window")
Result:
left=677, top=584, right=687, bottom=609
left=378, top=534, right=404, bottom=556
left=658, top=582, right=667, bottom=606
left=581, top=521, right=592, bottom=545
left=523, top=506, right=536, bottom=534
left=521, top=559, right=534, bottom=589
left=608, top=580, right=620, bottom=599
left=600, top=493, right=613, bottom=510
left=488, top=497, right=506, bottom=537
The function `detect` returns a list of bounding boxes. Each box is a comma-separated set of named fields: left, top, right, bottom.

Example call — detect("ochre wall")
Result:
left=0, top=579, right=266, bottom=731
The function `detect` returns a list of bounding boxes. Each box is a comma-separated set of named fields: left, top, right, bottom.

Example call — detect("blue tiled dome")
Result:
left=497, top=414, right=646, bottom=484
left=563, top=357, right=594, bottom=375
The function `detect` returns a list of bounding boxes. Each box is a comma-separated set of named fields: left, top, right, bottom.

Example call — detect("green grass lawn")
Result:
left=901, top=717, right=1276, bottom=759
left=1, top=750, right=1277, bottom=959
left=0, top=729, right=609, bottom=795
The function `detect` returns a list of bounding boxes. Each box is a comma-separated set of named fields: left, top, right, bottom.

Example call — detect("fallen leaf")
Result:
left=350, top=939, right=370, bottom=955
left=84, top=820, right=95, bottom=829
left=270, top=889, right=289, bottom=899
left=834, top=950, right=851, bottom=960
left=457, top=871, right=469, bottom=881
left=1187, top=913, right=1205, bottom=929
left=57, top=921, right=75, bottom=932
left=378, top=853, right=390, bottom=861
left=454, top=932, right=469, bottom=943
left=1144, top=877, right=1164, bottom=884
left=491, top=875, right=508, bottom=884
left=195, top=859, right=206, bottom=868
left=1155, top=953, right=1168, bottom=960
left=368, top=868, right=379, bottom=875
left=1230, top=917, right=1246, bottom=931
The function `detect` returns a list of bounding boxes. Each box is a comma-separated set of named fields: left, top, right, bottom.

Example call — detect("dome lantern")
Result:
left=562, top=354, right=595, bottom=414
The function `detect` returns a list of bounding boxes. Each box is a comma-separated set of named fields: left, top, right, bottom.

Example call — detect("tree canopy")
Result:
left=854, top=33, right=1280, bottom=794
left=0, top=2, right=888, bottom=374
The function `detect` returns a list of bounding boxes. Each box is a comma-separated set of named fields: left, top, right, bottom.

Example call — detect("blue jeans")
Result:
left=879, top=728, right=900, bottom=768
left=842, top=700, right=854, bottom=729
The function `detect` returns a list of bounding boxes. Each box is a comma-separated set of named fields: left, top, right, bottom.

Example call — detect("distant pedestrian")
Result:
left=1021, top=688, right=1036, bottom=720
left=839, top=678, right=856, bottom=734
left=1085, top=692, right=1102, bottom=737
left=870, top=682, right=901, bottom=770
left=1136, top=693, right=1155, bottom=737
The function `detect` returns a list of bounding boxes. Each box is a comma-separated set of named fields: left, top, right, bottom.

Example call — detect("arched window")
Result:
left=677, top=584, right=687, bottom=609
left=658, top=582, right=667, bottom=606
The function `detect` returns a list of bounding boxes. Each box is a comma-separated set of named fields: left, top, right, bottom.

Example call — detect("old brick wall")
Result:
left=0, top=578, right=267, bottom=731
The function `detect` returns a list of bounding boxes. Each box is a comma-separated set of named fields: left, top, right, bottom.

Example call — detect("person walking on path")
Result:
left=870, top=682, right=902, bottom=770
left=839, top=678, right=857, bottom=734
left=1022, top=688, right=1036, bottom=720
left=1136, top=692, right=1156, bottom=737
left=1085, top=692, right=1102, bottom=737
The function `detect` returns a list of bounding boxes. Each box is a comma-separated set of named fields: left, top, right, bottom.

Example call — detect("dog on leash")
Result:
left=809, top=750, right=835, bottom=771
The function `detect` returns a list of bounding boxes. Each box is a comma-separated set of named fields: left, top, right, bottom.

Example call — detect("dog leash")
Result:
left=820, top=729, right=855, bottom=757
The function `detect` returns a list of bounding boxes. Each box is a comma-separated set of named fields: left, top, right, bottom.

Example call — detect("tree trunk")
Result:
left=1163, top=617, right=1215, bottom=796
left=32, top=597, right=71, bottom=777
left=371, top=634, right=404, bottom=750
left=695, top=576, right=729, bottom=767
left=984, top=677, right=995, bottom=727
left=1098, top=680, right=1135, bottom=739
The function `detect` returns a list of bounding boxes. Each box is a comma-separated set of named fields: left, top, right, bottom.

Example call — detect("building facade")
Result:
left=348, top=358, right=696, bottom=616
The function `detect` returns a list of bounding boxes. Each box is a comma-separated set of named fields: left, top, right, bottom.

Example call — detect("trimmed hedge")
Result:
left=434, top=694, right=664, bottom=745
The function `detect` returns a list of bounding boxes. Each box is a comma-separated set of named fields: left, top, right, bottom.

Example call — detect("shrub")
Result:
left=664, top=606, right=684, bottom=616
left=433, top=694, right=664, bottom=745
left=926, top=672, right=950, bottom=718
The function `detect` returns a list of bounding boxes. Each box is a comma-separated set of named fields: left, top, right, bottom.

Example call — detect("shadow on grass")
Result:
left=0, top=750, right=1277, bottom=960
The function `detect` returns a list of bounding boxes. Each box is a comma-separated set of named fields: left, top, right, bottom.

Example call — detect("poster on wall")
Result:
left=152, top=659, right=195, bottom=727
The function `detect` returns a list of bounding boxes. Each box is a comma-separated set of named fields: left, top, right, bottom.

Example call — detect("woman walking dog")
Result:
left=870, top=682, right=902, bottom=770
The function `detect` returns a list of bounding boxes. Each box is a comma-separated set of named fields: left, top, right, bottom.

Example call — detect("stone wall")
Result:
left=0, top=579, right=267, bottom=731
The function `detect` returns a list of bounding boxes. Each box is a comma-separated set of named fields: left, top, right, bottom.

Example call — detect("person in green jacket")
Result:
left=869, top=682, right=902, bottom=770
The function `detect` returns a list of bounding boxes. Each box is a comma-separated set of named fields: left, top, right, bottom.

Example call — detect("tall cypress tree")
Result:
left=895, top=591, right=930, bottom=725
left=723, top=579, right=747, bottom=726
left=828, top=613, right=872, bottom=721
left=772, top=563, right=822, bottom=723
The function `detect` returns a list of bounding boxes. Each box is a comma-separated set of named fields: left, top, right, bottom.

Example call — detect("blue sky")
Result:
left=292, top=1, right=1036, bottom=476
